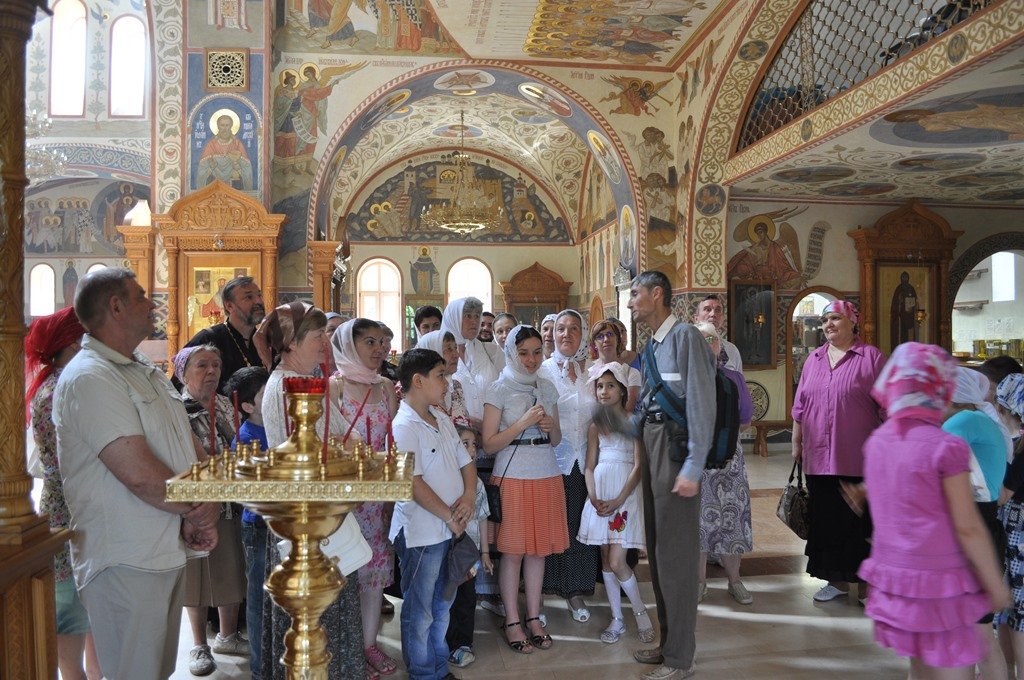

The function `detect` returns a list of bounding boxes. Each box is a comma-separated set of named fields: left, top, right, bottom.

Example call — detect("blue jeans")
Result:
left=242, top=517, right=268, bottom=679
left=395, top=531, right=454, bottom=680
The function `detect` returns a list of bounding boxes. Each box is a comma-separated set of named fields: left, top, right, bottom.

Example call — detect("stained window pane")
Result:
left=109, top=17, right=147, bottom=117
left=447, top=258, right=492, bottom=310
left=50, top=0, right=87, bottom=117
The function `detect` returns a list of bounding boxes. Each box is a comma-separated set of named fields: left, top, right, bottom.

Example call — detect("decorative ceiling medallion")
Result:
left=206, top=49, right=248, bottom=91
left=947, top=33, right=968, bottom=65
left=739, top=40, right=768, bottom=61
left=800, top=118, right=813, bottom=142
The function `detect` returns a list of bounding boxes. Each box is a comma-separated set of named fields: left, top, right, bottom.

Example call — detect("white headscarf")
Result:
left=441, top=297, right=479, bottom=346
left=501, top=324, right=539, bottom=386
left=417, top=329, right=456, bottom=409
left=442, top=297, right=503, bottom=420
left=954, top=367, right=1013, bottom=460
left=549, top=309, right=589, bottom=380
left=331, top=319, right=384, bottom=385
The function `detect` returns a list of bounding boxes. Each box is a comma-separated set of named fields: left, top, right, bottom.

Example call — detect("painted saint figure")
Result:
left=196, top=114, right=255, bottom=190
left=889, top=271, right=919, bottom=350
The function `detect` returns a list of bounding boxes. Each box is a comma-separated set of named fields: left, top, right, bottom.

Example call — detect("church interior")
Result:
left=3, top=0, right=1024, bottom=677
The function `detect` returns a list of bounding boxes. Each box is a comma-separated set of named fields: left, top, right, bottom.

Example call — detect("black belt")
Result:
left=646, top=411, right=667, bottom=424
left=511, top=436, right=550, bottom=446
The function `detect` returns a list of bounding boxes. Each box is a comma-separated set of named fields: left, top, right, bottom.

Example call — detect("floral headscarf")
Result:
left=331, top=318, right=384, bottom=385
left=172, top=346, right=204, bottom=384
left=821, top=300, right=859, bottom=327
left=997, top=374, right=1024, bottom=421
left=252, top=301, right=311, bottom=370
left=871, top=342, right=958, bottom=418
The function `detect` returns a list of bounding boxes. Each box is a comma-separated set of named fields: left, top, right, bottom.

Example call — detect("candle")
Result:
left=386, top=415, right=394, bottom=451
left=322, top=384, right=331, bottom=465
left=283, top=392, right=291, bottom=437
left=208, top=393, right=217, bottom=458
left=366, top=415, right=372, bottom=451
left=232, top=389, right=241, bottom=445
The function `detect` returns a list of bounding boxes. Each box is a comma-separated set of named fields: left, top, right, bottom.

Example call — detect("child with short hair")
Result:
left=390, top=348, right=478, bottom=680
left=577, top=363, right=654, bottom=644
left=223, top=366, right=271, bottom=673
left=445, top=426, right=494, bottom=668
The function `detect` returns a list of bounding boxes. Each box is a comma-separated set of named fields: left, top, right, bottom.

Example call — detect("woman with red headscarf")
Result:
left=26, top=306, right=100, bottom=680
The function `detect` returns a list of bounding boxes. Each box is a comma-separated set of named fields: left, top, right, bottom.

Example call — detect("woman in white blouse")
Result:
left=441, top=297, right=505, bottom=423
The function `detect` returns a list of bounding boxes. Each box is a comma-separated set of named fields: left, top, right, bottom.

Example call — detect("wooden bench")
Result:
left=749, top=419, right=791, bottom=458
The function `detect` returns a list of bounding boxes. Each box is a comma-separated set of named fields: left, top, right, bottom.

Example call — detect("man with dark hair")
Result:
left=628, top=270, right=716, bottom=680
left=184, top=275, right=265, bottom=389
left=55, top=267, right=219, bottom=679
left=414, top=305, right=443, bottom=339
left=977, top=356, right=1023, bottom=400
left=478, top=311, right=495, bottom=343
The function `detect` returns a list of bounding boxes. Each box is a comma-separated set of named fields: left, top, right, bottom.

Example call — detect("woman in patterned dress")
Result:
left=330, top=318, right=400, bottom=677
left=254, top=302, right=366, bottom=680
left=694, top=322, right=755, bottom=605
left=26, top=307, right=100, bottom=680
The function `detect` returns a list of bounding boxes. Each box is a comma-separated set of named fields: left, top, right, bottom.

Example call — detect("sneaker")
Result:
left=448, top=645, right=475, bottom=668
left=212, top=631, right=250, bottom=656
left=728, top=581, right=753, bottom=605
left=813, top=584, right=849, bottom=602
left=188, top=644, right=216, bottom=676
left=480, top=599, right=505, bottom=617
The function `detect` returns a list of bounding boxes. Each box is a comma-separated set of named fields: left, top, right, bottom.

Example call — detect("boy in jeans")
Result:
left=223, top=366, right=271, bottom=677
left=390, top=349, right=477, bottom=680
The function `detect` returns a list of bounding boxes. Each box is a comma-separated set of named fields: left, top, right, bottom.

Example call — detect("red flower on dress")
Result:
left=608, top=511, right=628, bottom=533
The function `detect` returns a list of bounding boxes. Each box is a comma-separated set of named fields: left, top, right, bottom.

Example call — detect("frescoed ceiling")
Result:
left=728, top=45, right=1024, bottom=205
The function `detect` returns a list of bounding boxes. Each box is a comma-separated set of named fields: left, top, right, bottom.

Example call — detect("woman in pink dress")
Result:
left=331, top=318, right=399, bottom=677
left=860, top=342, right=1010, bottom=676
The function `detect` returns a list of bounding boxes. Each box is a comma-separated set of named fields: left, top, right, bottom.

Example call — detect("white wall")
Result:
left=952, top=251, right=1024, bottom=354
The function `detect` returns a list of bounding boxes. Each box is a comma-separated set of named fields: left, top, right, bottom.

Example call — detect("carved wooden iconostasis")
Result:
left=151, top=181, right=285, bottom=359
left=848, top=200, right=962, bottom=353
left=500, top=262, right=572, bottom=327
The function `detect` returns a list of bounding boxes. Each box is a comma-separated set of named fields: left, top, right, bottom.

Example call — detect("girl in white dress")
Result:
left=577, top=362, right=654, bottom=645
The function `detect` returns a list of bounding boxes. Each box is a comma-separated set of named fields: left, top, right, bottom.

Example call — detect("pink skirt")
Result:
left=492, top=476, right=569, bottom=557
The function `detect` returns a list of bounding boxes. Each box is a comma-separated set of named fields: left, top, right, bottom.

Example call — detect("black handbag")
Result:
left=776, top=459, right=810, bottom=539
left=485, top=442, right=520, bottom=524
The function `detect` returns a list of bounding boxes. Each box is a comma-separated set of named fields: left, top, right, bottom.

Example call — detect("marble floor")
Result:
left=162, top=450, right=910, bottom=679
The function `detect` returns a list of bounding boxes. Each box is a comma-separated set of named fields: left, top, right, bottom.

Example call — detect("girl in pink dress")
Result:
left=860, top=342, right=1010, bottom=676
left=331, top=318, right=399, bottom=677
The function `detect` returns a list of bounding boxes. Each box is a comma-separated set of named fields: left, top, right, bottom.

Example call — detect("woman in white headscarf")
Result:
left=441, top=297, right=505, bottom=423
left=539, top=309, right=601, bottom=622
left=416, top=329, right=470, bottom=428
left=330, top=318, right=400, bottom=678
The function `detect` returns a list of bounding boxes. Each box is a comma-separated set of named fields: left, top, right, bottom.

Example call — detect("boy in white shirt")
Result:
left=390, top=348, right=477, bottom=680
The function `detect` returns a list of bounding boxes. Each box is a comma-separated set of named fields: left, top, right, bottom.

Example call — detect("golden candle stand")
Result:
left=166, top=378, right=413, bottom=679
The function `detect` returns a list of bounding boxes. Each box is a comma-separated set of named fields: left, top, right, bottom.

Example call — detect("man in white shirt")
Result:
left=54, top=268, right=219, bottom=679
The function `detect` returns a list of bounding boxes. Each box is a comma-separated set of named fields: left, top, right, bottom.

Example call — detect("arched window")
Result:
left=49, top=0, right=87, bottom=117
left=357, top=258, right=403, bottom=343
left=447, top=258, right=492, bottom=310
left=109, top=16, right=147, bottom=117
left=29, top=264, right=56, bottom=317
left=86, top=263, right=108, bottom=274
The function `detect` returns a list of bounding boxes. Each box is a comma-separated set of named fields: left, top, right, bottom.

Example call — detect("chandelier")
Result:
left=25, top=109, right=68, bottom=185
left=419, top=112, right=504, bottom=235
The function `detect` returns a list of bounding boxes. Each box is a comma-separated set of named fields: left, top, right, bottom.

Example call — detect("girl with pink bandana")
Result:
left=859, top=343, right=1010, bottom=676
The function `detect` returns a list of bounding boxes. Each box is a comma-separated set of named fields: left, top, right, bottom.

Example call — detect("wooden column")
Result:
left=117, top=225, right=157, bottom=295
left=0, top=1, right=68, bottom=677
left=308, top=241, right=341, bottom=311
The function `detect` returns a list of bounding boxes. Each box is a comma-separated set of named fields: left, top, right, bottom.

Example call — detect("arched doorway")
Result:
left=785, top=286, right=844, bottom=417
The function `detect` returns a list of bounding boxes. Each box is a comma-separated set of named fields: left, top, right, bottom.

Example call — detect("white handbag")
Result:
left=277, top=512, right=372, bottom=576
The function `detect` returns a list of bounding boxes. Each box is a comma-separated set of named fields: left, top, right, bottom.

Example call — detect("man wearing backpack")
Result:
left=628, top=270, right=717, bottom=680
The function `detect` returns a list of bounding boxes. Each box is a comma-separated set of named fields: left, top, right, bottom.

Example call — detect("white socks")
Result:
left=618, top=572, right=646, bottom=613
left=602, top=571, right=623, bottom=620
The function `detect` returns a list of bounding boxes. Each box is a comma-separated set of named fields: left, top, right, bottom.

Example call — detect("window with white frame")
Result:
left=357, top=258, right=403, bottom=342
left=447, top=258, right=492, bottom=310
left=109, top=16, right=147, bottom=117
left=49, top=0, right=88, bottom=117
left=992, top=252, right=1017, bottom=303
left=29, top=264, right=56, bottom=317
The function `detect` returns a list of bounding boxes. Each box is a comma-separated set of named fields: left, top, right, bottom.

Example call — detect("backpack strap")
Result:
left=641, top=339, right=688, bottom=426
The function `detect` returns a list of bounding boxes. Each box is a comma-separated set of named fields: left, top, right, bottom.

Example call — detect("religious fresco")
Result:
left=872, top=85, right=1024, bottom=148
left=24, top=180, right=147, bottom=256
left=599, top=76, right=673, bottom=116
left=343, top=157, right=570, bottom=243
left=409, top=246, right=440, bottom=294
left=726, top=209, right=832, bottom=292
left=188, top=97, right=261, bottom=193
left=577, top=156, right=617, bottom=241
left=275, top=0, right=461, bottom=56
left=187, top=0, right=264, bottom=48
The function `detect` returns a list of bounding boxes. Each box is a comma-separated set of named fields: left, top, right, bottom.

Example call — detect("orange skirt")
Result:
left=492, top=476, right=569, bottom=557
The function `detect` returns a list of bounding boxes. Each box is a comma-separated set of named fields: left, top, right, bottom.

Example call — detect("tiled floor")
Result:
left=162, top=450, right=909, bottom=679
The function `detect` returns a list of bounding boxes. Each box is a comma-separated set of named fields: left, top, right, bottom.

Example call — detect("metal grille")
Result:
left=736, top=0, right=996, bottom=151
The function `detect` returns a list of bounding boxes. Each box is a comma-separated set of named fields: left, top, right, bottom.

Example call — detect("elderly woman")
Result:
left=791, top=300, right=885, bottom=604
left=174, top=344, right=248, bottom=676
left=540, top=309, right=601, bottom=621
left=253, top=302, right=366, bottom=680
left=589, top=319, right=641, bottom=412
left=26, top=307, right=100, bottom=680
left=441, top=297, right=505, bottom=423
left=694, top=322, right=755, bottom=605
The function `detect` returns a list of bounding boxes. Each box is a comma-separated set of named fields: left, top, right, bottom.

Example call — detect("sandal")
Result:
left=364, top=645, right=397, bottom=676
left=600, top=617, right=626, bottom=644
left=524, top=616, right=553, bottom=650
left=363, top=662, right=380, bottom=680
left=567, top=598, right=591, bottom=623
left=502, top=621, right=534, bottom=654
left=634, top=608, right=656, bottom=644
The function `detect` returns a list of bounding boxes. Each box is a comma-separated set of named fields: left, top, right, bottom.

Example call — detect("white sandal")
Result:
left=567, top=598, right=591, bottom=623
left=600, top=617, right=625, bottom=644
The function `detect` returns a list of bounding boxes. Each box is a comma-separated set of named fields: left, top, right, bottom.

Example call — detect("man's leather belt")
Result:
left=646, top=411, right=667, bottom=424
left=511, top=436, right=550, bottom=446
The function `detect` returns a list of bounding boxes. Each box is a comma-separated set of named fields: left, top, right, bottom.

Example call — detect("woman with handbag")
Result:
left=791, top=300, right=885, bottom=604
left=253, top=302, right=367, bottom=680
left=482, top=325, right=565, bottom=654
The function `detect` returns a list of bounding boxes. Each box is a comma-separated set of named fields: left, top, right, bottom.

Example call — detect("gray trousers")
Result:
left=642, top=421, right=700, bottom=670
left=80, top=565, right=185, bottom=680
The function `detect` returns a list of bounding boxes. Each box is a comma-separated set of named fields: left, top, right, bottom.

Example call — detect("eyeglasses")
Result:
left=594, top=331, right=617, bottom=342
